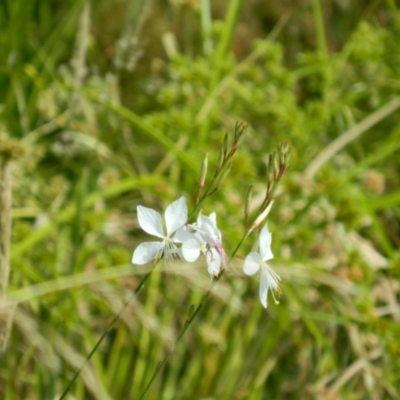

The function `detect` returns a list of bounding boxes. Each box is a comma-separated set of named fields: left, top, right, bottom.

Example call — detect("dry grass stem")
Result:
left=0, top=157, right=13, bottom=353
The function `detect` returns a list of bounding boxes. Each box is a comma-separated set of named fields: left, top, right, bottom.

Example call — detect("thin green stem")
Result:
left=137, top=227, right=251, bottom=399
left=212, top=0, right=244, bottom=86
left=191, top=154, right=231, bottom=218
left=311, top=0, right=328, bottom=58
left=59, top=266, right=156, bottom=400
left=138, top=276, right=218, bottom=400
left=200, top=0, right=213, bottom=56
left=230, top=232, right=251, bottom=262
left=199, top=0, right=244, bottom=141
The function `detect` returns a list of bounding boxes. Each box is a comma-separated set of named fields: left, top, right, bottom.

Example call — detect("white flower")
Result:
left=181, top=211, right=227, bottom=276
left=243, top=225, right=280, bottom=308
left=132, top=197, right=188, bottom=264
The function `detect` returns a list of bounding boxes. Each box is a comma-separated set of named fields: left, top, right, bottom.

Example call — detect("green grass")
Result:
left=1, top=1, right=400, bottom=399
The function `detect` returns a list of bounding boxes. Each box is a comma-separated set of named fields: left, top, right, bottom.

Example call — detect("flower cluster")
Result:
left=132, top=196, right=280, bottom=308
left=132, top=197, right=226, bottom=277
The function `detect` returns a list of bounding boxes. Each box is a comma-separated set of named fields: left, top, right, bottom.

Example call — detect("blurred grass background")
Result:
left=1, top=0, right=400, bottom=399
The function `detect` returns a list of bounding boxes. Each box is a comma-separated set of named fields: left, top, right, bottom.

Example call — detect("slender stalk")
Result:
left=311, top=0, right=332, bottom=94
left=0, top=156, right=13, bottom=353
left=311, top=0, right=328, bottom=58
left=138, top=140, right=290, bottom=399
left=305, top=97, right=400, bottom=178
left=0, top=135, right=25, bottom=354
left=59, top=268, right=155, bottom=399
left=71, top=2, right=90, bottom=87
left=138, top=227, right=251, bottom=400
left=61, top=125, right=246, bottom=396
left=137, top=282, right=215, bottom=400
left=200, top=0, right=213, bottom=56
left=199, top=0, right=244, bottom=141
left=212, top=0, right=244, bottom=85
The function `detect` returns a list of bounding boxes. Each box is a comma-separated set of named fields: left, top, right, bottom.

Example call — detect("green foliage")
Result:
left=1, top=1, right=400, bottom=399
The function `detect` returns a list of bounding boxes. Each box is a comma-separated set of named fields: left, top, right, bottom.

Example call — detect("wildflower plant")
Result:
left=60, top=123, right=290, bottom=399
left=132, top=124, right=290, bottom=398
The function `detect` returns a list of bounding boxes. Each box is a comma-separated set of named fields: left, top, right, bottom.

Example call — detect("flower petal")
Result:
left=195, top=213, right=221, bottom=245
left=165, top=197, right=188, bottom=236
left=259, top=225, right=273, bottom=261
left=182, top=238, right=201, bottom=262
left=259, top=263, right=280, bottom=308
left=205, top=247, right=221, bottom=276
left=173, top=226, right=194, bottom=243
left=137, top=206, right=164, bottom=238
left=132, top=242, right=163, bottom=265
left=196, top=211, right=206, bottom=228
left=259, top=265, right=270, bottom=308
left=243, top=252, right=261, bottom=276
left=208, top=212, right=217, bottom=226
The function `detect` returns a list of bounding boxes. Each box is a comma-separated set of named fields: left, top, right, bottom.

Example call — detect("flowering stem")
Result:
left=138, top=275, right=219, bottom=400
left=138, top=276, right=217, bottom=399
left=191, top=123, right=247, bottom=217
left=139, top=139, right=287, bottom=398
left=230, top=232, right=251, bottom=262
left=138, top=228, right=251, bottom=399
left=192, top=158, right=231, bottom=216
left=59, top=265, right=158, bottom=400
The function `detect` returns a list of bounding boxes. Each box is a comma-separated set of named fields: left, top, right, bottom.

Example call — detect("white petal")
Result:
left=197, top=210, right=204, bottom=220
left=215, top=242, right=227, bottom=267
left=165, top=197, right=188, bottom=236
left=208, top=212, right=217, bottom=226
left=205, top=248, right=221, bottom=276
left=259, top=263, right=280, bottom=308
left=182, top=238, right=201, bottom=262
left=201, top=214, right=215, bottom=230
left=243, top=252, right=261, bottom=276
left=137, top=206, right=164, bottom=238
left=196, top=226, right=213, bottom=245
left=132, top=242, right=163, bottom=265
left=259, top=265, right=269, bottom=308
left=196, top=211, right=212, bottom=229
left=173, top=227, right=194, bottom=243
left=259, top=225, right=273, bottom=261
left=196, top=215, right=220, bottom=245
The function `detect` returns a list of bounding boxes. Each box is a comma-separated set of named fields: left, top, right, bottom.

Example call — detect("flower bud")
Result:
left=216, top=162, right=232, bottom=189
left=198, top=153, right=208, bottom=189
left=252, top=200, right=273, bottom=229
